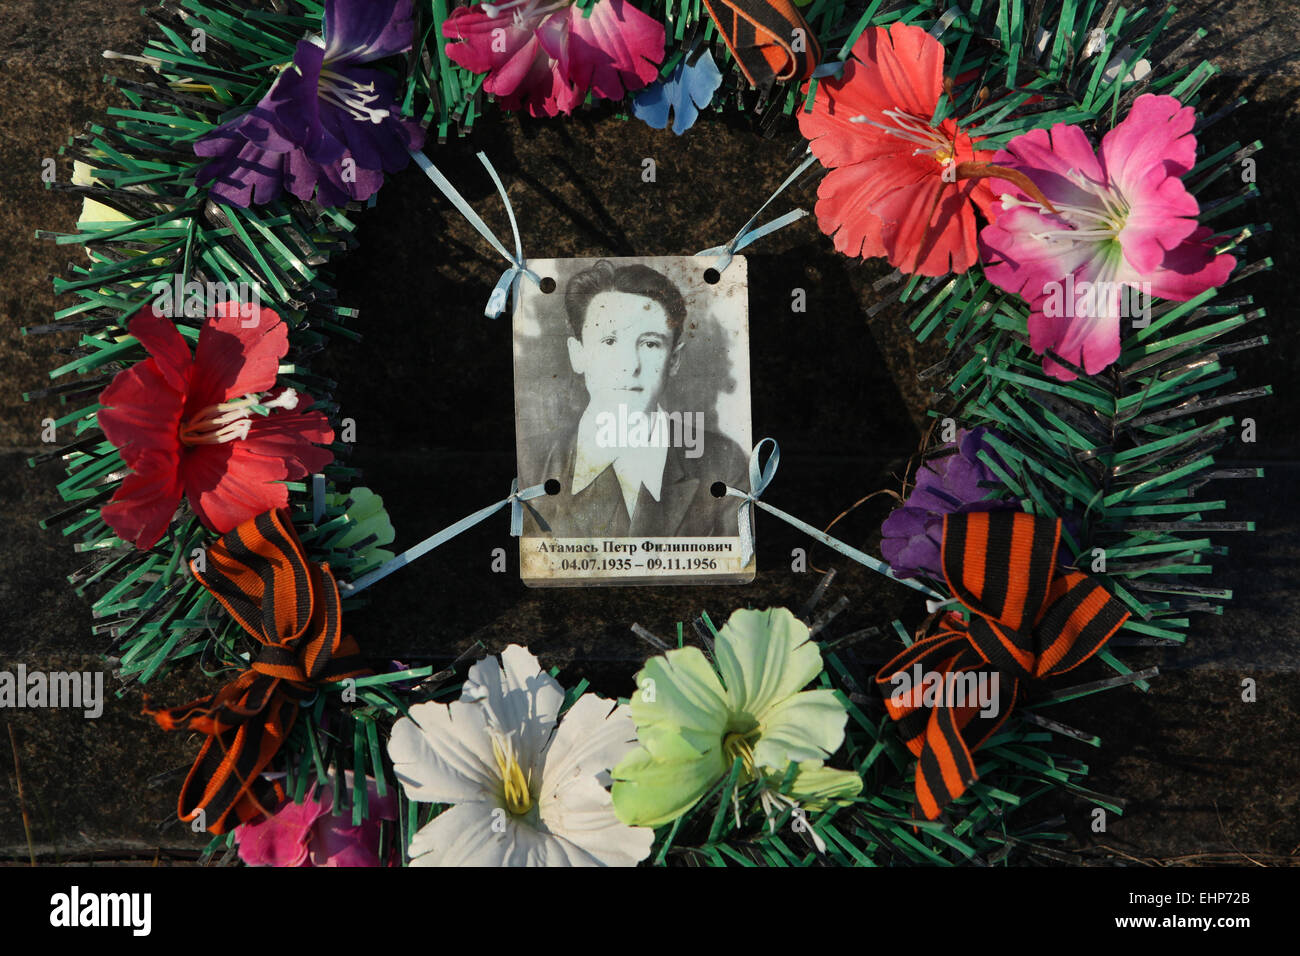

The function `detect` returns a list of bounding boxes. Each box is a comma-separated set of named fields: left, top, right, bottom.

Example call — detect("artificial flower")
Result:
left=72, top=160, right=173, bottom=277
left=881, top=426, right=1017, bottom=580
left=797, top=23, right=999, bottom=276
left=611, top=607, right=859, bottom=828
left=755, top=761, right=861, bottom=853
left=978, top=93, right=1236, bottom=380
left=330, top=486, right=397, bottom=574
left=388, top=644, right=654, bottom=866
left=195, top=0, right=425, bottom=207
left=235, top=772, right=397, bottom=867
left=443, top=0, right=665, bottom=118
left=97, top=304, right=334, bottom=549
left=72, top=161, right=128, bottom=233
left=632, top=47, right=723, bottom=135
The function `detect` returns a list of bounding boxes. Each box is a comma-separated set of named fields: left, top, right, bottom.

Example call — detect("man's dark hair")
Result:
left=565, top=260, right=687, bottom=343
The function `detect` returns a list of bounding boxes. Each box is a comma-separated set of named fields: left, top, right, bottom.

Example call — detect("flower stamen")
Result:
left=492, top=733, right=534, bottom=816
left=997, top=166, right=1131, bottom=244
left=178, top=390, right=298, bottom=446
left=1002, top=200, right=1125, bottom=245
left=851, top=108, right=954, bottom=160
left=758, top=787, right=828, bottom=854
left=722, top=730, right=759, bottom=782
left=318, top=70, right=390, bottom=124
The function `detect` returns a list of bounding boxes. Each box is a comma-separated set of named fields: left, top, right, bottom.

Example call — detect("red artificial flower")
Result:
left=97, top=303, right=334, bottom=550
left=798, top=23, right=999, bottom=276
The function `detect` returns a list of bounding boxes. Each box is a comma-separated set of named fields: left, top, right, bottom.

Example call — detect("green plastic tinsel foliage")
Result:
left=380, top=613, right=1129, bottom=868
left=865, top=0, right=1269, bottom=664
left=602, top=612, right=1140, bottom=866
left=29, top=0, right=417, bottom=687
left=32, top=0, right=1269, bottom=866
left=419, top=0, right=955, bottom=138
left=590, top=1, right=1268, bottom=865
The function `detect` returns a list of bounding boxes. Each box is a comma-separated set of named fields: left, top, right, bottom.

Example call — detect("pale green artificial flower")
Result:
left=611, top=607, right=861, bottom=828
left=757, top=762, right=863, bottom=853
left=73, top=160, right=170, bottom=274
left=765, top=761, right=864, bottom=810
left=73, top=161, right=126, bottom=230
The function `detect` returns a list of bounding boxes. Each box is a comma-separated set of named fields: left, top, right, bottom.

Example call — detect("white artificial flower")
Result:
left=388, top=644, right=654, bottom=866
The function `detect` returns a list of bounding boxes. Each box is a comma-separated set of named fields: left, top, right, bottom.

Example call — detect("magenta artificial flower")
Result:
left=97, top=304, right=334, bottom=550
left=195, top=0, right=425, bottom=207
left=236, top=774, right=397, bottom=867
left=443, top=0, right=665, bottom=118
left=978, top=94, right=1236, bottom=380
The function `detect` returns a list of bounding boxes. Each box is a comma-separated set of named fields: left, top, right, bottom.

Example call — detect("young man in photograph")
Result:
left=521, top=259, right=749, bottom=538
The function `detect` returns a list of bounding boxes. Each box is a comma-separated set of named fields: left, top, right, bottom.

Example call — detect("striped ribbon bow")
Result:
left=701, top=0, right=821, bottom=90
left=144, top=509, right=369, bottom=835
left=875, top=511, right=1130, bottom=821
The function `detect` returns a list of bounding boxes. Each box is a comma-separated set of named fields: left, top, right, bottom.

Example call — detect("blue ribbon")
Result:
left=696, top=152, right=818, bottom=273
left=929, top=5, right=968, bottom=38
left=409, top=149, right=540, bottom=318
left=723, top=439, right=945, bottom=600
left=722, top=437, right=778, bottom=566
left=338, top=479, right=548, bottom=595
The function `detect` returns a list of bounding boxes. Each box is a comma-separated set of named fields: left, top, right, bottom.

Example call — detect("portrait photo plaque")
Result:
left=513, top=255, right=754, bottom=586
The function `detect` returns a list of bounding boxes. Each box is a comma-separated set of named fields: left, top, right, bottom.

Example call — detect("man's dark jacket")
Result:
left=519, top=421, right=749, bottom=537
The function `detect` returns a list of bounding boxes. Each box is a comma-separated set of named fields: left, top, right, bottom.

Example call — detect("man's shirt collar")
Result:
left=571, top=404, right=670, bottom=519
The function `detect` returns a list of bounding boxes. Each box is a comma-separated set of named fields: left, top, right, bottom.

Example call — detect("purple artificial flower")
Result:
left=195, top=0, right=425, bottom=208
left=881, top=427, right=1018, bottom=580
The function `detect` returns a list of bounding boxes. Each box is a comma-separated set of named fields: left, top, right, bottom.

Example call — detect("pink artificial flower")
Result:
left=978, top=94, right=1237, bottom=380
left=235, top=774, right=397, bottom=867
left=443, top=0, right=665, bottom=118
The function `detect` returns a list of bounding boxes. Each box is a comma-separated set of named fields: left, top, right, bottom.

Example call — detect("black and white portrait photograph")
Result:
left=513, top=256, right=753, bottom=585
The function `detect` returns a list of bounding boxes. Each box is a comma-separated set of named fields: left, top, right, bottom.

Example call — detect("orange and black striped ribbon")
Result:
left=701, top=0, right=821, bottom=90
left=143, top=509, right=369, bottom=835
left=876, top=511, right=1130, bottom=820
